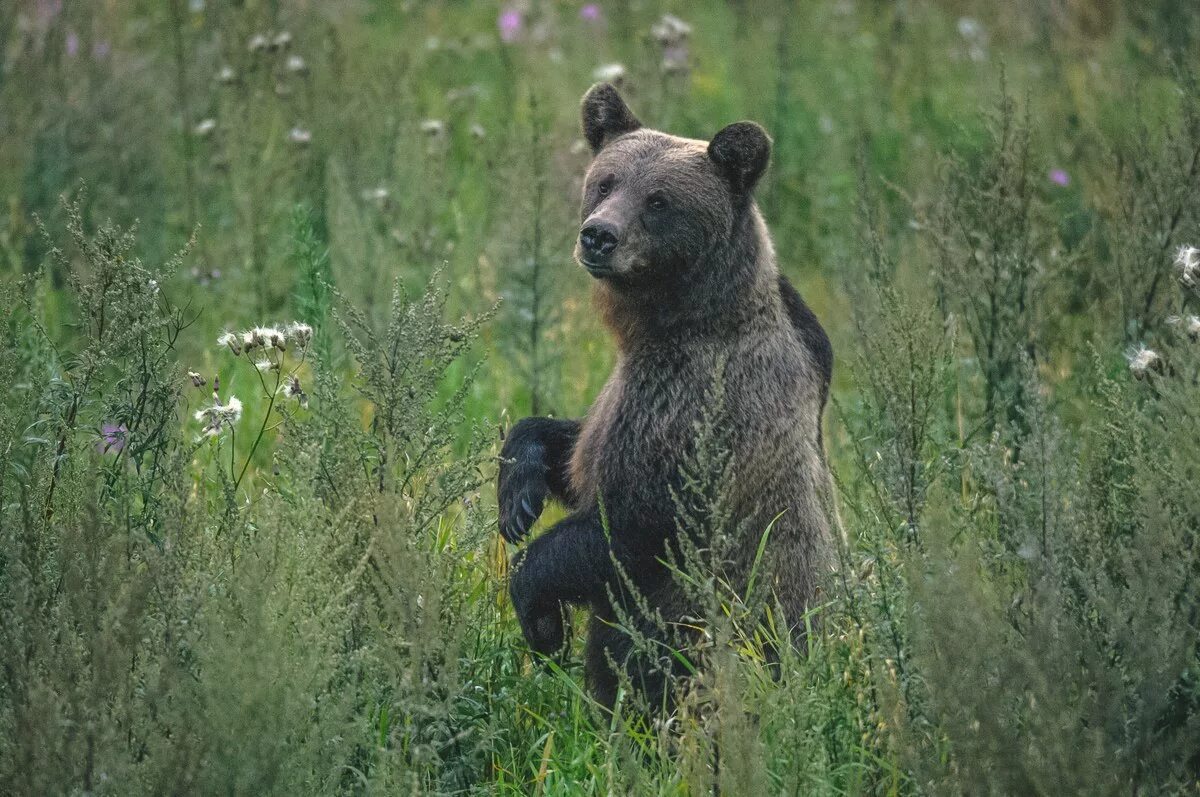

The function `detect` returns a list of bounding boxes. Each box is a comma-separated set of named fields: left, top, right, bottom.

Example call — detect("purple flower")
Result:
left=92, top=40, right=110, bottom=59
left=580, top=4, right=602, bottom=21
left=1049, top=168, right=1070, bottom=187
left=65, top=30, right=79, bottom=58
left=498, top=7, right=523, bottom=43
left=97, top=423, right=128, bottom=454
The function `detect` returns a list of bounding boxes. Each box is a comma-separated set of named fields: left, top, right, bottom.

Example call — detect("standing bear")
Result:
left=498, top=83, right=835, bottom=710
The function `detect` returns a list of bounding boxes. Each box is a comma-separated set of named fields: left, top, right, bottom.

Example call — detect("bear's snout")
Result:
left=578, top=221, right=619, bottom=270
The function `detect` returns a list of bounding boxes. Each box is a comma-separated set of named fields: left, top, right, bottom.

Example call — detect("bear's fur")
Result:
left=498, top=83, right=835, bottom=709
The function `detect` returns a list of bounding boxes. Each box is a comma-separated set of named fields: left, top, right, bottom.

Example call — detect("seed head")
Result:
left=195, top=395, right=243, bottom=437
left=285, top=54, right=307, bottom=74
left=286, top=321, right=313, bottom=348
left=247, top=33, right=269, bottom=53
left=271, top=30, right=292, bottom=50
left=218, top=330, right=242, bottom=355
left=282, top=374, right=309, bottom=408
left=193, top=118, right=217, bottom=138
left=1168, top=314, right=1200, bottom=341
left=217, top=65, right=236, bottom=84
left=1174, top=245, right=1199, bottom=289
left=288, top=127, right=312, bottom=146
left=420, top=119, right=447, bottom=137
left=187, top=370, right=206, bottom=388
left=592, top=63, right=626, bottom=84
left=1127, top=345, right=1163, bottom=380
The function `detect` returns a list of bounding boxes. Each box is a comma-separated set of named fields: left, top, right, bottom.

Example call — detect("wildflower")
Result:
left=147, top=279, right=159, bottom=294
left=242, top=328, right=265, bottom=351
left=470, top=122, right=487, bottom=140
left=187, top=370, right=206, bottom=388
left=420, top=119, right=446, bottom=137
left=285, top=321, right=313, bottom=348
left=282, top=375, right=309, bottom=409
left=1175, top=245, right=1199, bottom=289
left=650, top=15, right=691, bottom=74
left=248, top=33, right=269, bottom=53
left=254, top=358, right=277, bottom=372
left=362, top=186, right=390, bottom=204
left=651, top=13, right=691, bottom=43
left=956, top=16, right=987, bottom=61
left=96, top=422, right=128, bottom=454
left=592, top=63, right=626, bottom=84
left=288, top=127, right=312, bottom=146
left=1048, top=168, right=1070, bottom=187
left=193, top=118, right=217, bottom=138
left=1167, top=314, right=1200, bottom=341
left=218, top=330, right=241, bottom=355
left=217, top=65, right=236, bottom=84
left=195, top=396, right=243, bottom=437
left=497, top=7, right=523, bottom=43
left=249, top=326, right=286, bottom=350
left=580, top=3, right=602, bottom=22
left=1127, top=345, right=1162, bottom=380
left=271, top=30, right=292, bottom=50
left=285, top=54, right=307, bottom=74
left=66, top=30, right=79, bottom=58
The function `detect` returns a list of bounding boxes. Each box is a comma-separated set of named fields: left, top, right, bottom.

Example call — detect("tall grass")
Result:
left=2, top=1, right=1199, bottom=794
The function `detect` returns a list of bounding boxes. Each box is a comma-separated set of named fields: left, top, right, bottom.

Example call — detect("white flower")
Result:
left=285, top=54, right=307, bottom=74
left=1174, top=245, right=1199, bottom=289
left=271, top=30, right=292, bottom=49
left=285, top=321, right=313, bottom=348
left=218, top=330, right=242, bottom=355
left=282, top=375, right=308, bottom=408
left=254, top=358, right=276, bottom=372
left=362, top=186, right=390, bottom=204
left=195, top=395, right=243, bottom=437
left=288, top=127, right=312, bottom=146
left=592, top=63, right=626, bottom=83
left=193, top=118, right=217, bottom=138
left=248, top=33, right=269, bottom=53
left=420, top=119, right=446, bottom=137
left=469, top=123, right=486, bottom=140
left=1127, top=345, right=1162, bottom=380
left=1168, top=314, right=1200, bottom=341
left=217, top=65, right=236, bottom=84
left=651, top=14, right=691, bottom=44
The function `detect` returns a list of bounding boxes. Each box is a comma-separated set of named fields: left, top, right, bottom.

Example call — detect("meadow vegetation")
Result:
left=1, top=0, right=1199, bottom=793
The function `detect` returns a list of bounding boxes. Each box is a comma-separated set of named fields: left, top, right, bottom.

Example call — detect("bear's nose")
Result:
left=579, top=223, right=619, bottom=259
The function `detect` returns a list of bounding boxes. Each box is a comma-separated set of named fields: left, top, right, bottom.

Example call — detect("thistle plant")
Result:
left=204, top=320, right=314, bottom=491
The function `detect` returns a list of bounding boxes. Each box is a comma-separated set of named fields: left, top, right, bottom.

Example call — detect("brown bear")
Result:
left=498, top=83, right=835, bottom=710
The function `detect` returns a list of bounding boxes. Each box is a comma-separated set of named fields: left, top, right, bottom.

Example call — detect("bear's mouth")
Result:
left=579, top=257, right=616, bottom=278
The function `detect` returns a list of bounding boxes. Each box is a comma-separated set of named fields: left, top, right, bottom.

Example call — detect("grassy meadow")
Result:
left=2, top=0, right=1200, bottom=793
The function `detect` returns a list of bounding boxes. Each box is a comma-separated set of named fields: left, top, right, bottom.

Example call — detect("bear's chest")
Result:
left=568, top=355, right=706, bottom=503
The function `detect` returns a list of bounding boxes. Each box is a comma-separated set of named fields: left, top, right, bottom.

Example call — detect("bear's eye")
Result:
left=647, top=193, right=668, bottom=211
left=597, top=176, right=615, bottom=196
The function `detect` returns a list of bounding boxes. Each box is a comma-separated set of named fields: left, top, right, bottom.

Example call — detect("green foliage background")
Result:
left=1, top=0, right=1199, bottom=793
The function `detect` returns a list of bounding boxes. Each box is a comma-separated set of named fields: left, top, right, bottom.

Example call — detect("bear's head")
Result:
left=575, top=83, right=771, bottom=293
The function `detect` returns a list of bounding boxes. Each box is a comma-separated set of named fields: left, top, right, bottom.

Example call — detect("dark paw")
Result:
left=498, top=450, right=549, bottom=544
left=509, top=555, right=569, bottom=660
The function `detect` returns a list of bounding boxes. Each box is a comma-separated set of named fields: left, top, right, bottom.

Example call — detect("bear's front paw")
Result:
left=497, top=445, right=550, bottom=544
left=509, top=557, right=569, bottom=660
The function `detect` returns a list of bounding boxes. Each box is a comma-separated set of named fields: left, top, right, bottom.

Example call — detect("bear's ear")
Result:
left=708, top=121, right=772, bottom=196
left=581, top=83, right=642, bottom=154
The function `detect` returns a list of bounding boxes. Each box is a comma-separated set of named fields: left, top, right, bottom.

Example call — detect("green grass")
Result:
left=1, top=1, right=1199, bottom=794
